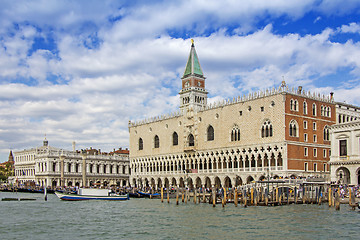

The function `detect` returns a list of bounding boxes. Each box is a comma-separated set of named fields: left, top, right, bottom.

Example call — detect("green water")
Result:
left=1, top=192, right=359, bottom=240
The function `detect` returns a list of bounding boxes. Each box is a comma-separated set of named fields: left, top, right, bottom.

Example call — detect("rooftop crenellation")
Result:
left=128, top=82, right=334, bottom=128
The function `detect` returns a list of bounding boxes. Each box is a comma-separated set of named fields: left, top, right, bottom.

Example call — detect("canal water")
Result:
left=1, top=192, right=359, bottom=240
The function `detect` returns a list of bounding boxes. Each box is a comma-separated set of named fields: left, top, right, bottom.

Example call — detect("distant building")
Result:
left=13, top=138, right=130, bottom=188
left=0, top=150, right=14, bottom=169
left=0, top=150, right=14, bottom=183
left=128, top=41, right=336, bottom=189
left=335, top=102, right=360, bottom=124
left=329, top=120, right=360, bottom=185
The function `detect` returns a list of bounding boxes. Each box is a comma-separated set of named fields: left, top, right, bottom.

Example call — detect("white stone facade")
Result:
left=14, top=140, right=130, bottom=188
left=335, top=102, right=360, bottom=124
left=329, top=121, right=360, bottom=185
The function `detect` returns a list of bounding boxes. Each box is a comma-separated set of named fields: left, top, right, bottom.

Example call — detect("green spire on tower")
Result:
left=182, top=39, right=204, bottom=78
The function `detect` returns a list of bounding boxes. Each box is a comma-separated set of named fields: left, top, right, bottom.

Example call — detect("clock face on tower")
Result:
left=185, top=81, right=190, bottom=87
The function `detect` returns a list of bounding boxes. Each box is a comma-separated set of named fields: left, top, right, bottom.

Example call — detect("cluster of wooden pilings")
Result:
left=159, top=182, right=359, bottom=211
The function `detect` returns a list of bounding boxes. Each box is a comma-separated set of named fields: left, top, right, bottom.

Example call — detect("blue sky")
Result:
left=1, top=0, right=360, bottom=161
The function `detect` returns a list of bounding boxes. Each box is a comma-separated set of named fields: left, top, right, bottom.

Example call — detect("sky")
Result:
left=1, top=0, right=360, bottom=162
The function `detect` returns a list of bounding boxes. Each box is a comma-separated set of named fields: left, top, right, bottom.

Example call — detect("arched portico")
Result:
left=235, top=176, right=243, bottom=186
left=336, top=167, right=351, bottom=184
left=205, top=177, right=211, bottom=188
left=164, top=178, right=170, bottom=188
left=157, top=178, right=162, bottom=188
left=179, top=177, right=185, bottom=188
left=195, top=177, right=202, bottom=188
left=187, top=178, right=194, bottom=189
left=246, top=175, right=254, bottom=184
left=171, top=177, right=177, bottom=187
left=214, top=176, right=221, bottom=188
left=224, top=176, right=232, bottom=188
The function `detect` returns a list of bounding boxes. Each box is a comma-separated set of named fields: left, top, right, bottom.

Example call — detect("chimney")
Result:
left=72, top=141, right=76, bottom=152
left=297, top=86, right=302, bottom=94
left=330, top=92, right=334, bottom=101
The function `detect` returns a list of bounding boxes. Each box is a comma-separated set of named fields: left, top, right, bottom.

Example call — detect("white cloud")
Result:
left=1, top=0, right=360, bottom=161
left=339, top=22, right=360, bottom=34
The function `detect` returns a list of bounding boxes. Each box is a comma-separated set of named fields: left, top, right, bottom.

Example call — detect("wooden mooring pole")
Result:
left=167, top=187, right=170, bottom=204
left=212, top=187, right=216, bottom=207
left=234, top=188, right=238, bottom=207
left=265, top=188, right=268, bottom=206
left=161, top=187, right=164, bottom=203
left=194, top=189, right=197, bottom=204
left=176, top=187, right=179, bottom=205
left=335, top=191, right=340, bottom=211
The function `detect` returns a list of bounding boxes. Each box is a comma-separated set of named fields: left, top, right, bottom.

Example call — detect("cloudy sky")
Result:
left=1, top=0, right=360, bottom=161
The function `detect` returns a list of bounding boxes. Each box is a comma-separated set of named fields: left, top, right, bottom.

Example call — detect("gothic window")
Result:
left=261, top=120, right=273, bottom=138
left=207, top=125, right=214, bottom=141
left=321, top=105, right=324, bottom=116
left=154, top=135, right=160, bottom=148
left=53, top=162, right=56, bottom=172
left=231, top=126, right=240, bottom=141
left=339, top=140, right=347, bottom=156
left=188, top=134, right=195, bottom=146
left=294, top=100, right=298, bottom=111
left=68, top=163, right=71, bottom=172
left=303, top=101, right=308, bottom=114
left=327, top=107, right=331, bottom=117
left=138, top=138, right=143, bottom=150
left=312, top=103, right=317, bottom=116
left=290, top=99, right=294, bottom=110
left=173, top=132, right=178, bottom=146
left=289, top=120, right=298, bottom=137
left=323, top=126, right=330, bottom=141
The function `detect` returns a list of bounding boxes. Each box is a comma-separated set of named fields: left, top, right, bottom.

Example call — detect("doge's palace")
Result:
left=129, top=41, right=336, bottom=189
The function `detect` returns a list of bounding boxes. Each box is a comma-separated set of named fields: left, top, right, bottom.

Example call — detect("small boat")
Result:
left=128, top=192, right=144, bottom=198
left=55, top=188, right=129, bottom=201
left=138, top=191, right=161, bottom=198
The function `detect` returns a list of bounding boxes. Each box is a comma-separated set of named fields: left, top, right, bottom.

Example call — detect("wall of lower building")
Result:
left=284, top=93, right=335, bottom=173
left=129, top=93, right=285, bottom=158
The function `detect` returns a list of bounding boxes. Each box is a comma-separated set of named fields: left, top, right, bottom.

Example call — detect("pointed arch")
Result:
left=289, top=119, right=299, bottom=137
left=294, top=100, right=298, bottom=111
left=154, top=135, right=159, bottom=148
left=172, top=132, right=178, bottom=146
left=312, top=103, right=317, bottom=116
left=207, top=125, right=214, bottom=141
left=261, top=119, right=273, bottom=138
left=188, top=133, right=195, bottom=146
left=138, top=138, right=143, bottom=150
left=303, top=101, right=308, bottom=114
left=231, top=124, right=241, bottom=141
left=323, top=125, right=330, bottom=141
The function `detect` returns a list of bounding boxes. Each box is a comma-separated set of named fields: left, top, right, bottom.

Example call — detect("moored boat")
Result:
left=138, top=191, right=161, bottom=198
left=55, top=188, right=129, bottom=201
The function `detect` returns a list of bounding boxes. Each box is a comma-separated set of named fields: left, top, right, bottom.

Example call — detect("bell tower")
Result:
left=179, top=40, right=208, bottom=112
